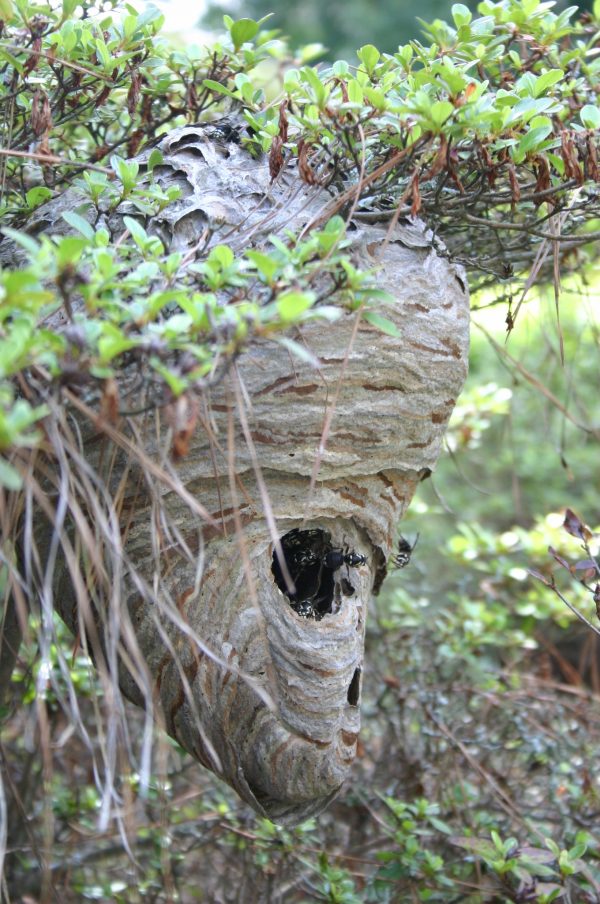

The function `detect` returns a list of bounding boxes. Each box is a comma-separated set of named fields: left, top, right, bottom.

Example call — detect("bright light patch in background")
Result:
left=145, top=0, right=212, bottom=38
left=71, top=0, right=214, bottom=39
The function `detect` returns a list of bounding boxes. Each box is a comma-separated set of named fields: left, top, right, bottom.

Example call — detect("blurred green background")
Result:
left=204, top=0, right=595, bottom=60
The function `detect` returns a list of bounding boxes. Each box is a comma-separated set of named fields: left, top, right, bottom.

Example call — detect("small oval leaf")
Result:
left=362, top=311, right=402, bottom=337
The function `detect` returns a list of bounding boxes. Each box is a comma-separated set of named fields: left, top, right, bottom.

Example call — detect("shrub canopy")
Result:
left=0, top=0, right=599, bottom=486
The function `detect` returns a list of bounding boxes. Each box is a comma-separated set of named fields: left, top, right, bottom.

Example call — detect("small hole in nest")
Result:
left=341, top=578, right=355, bottom=597
left=168, top=139, right=208, bottom=157
left=347, top=667, right=361, bottom=706
left=271, top=528, right=335, bottom=621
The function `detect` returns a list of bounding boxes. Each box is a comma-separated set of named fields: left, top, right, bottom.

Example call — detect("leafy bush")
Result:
left=1, top=0, right=599, bottom=484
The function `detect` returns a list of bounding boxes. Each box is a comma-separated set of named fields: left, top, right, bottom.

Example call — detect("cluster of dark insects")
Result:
left=272, top=528, right=367, bottom=621
left=390, top=534, right=419, bottom=569
left=272, top=528, right=419, bottom=621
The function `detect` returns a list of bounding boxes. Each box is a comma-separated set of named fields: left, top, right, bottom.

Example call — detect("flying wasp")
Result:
left=390, top=533, right=419, bottom=569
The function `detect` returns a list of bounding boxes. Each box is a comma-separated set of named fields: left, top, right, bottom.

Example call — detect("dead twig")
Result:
left=0, top=146, right=114, bottom=175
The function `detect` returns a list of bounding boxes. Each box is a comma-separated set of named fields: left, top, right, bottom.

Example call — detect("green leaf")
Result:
left=515, top=123, right=553, bottom=158
left=97, top=325, right=137, bottom=362
left=0, top=0, right=14, bottom=20
left=429, top=816, right=453, bottom=834
left=364, top=87, right=387, bottom=111
left=59, top=20, right=78, bottom=54
left=151, top=359, right=187, bottom=396
left=358, top=44, right=380, bottom=74
left=208, top=244, right=235, bottom=268
left=55, top=236, right=87, bottom=267
left=94, top=36, right=112, bottom=72
left=202, top=78, right=238, bottom=100
left=276, top=291, right=314, bottom=322
left=230, top=18, right=259, bottom=50
left=302, top=66, right=328, bottom=107
left=299, top=43, right=325, bottom=63
left=246, top=250, right=278, bottom=283
left=430, top=100, right=455, bottom=128
left=0, top=45, right=23, bottom=72
left=111, top=157, right=139, bottom=192
left=362, top=311, right=402, bottom=337
left=234, top=72, right=251, bottom=95
left=62, top=211, right=94, bottom=240
left=347, top=79, right=364, bottom=105
left=516, top=72, right=539, bottom=97
left=533, top=69, right=564, bottom=97
left=147, top=149, right=163, bottom=173
left=509, top=97, right=555, bottom=126
left=1, top=228, right=40, bottom=257
left=316, top=217, right=346, bottom=253
left=61, top=0, right=78, bottom=19
left=547, top=152, right=565, bottom=175
left=123, top=215, right=147, bottom=244
left=25, top=187, right=52, bottom=209
left=558, top=850, right=575, bottom=875
left=283, top=68, right=301, bottom=92
left=0, top=457, right=22, bottom=491
left=451, top=4, right=472, bottom=27
left=332, top=60, right=350, bottom=77
left=323, top=215, right=346, bottom=235
left=580, top=104, right=600, bottom=129
left=122, top=12, right=138, bottom=39
left=275, top=336, right=320, bottom=367
left=544, top=838, right=560, bottom=857
left=160, top=312, right=192, bottom=336
left=397, top=44, right=413, bottom=67
left=490, top=830, right=503, bottom=850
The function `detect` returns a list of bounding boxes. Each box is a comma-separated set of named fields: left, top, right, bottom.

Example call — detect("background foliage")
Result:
left=204, top=0, right=595, bottom=60
left=1, top=0, right=600, bottom=901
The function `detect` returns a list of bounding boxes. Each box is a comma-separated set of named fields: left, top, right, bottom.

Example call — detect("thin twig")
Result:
left=2, top=42, right=116, bottom=82
left=474, top=322, right=600, bottom=439
left=0, top=146, right=114, bottom=174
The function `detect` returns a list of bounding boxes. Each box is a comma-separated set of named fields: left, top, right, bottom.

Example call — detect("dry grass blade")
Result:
left=544, top=584, right=600, bottom=640
left=2, top=43, right=116, bottom=81
left=475, top=321, right=600, bottom=439
left=0, top=147, right=114, bottom=174
left=0, top=765, right=6, bottom=895
left=4, top=388, right=286, bottom=846
left=551, top=214, right=564, bottom=367
left=232, top=367, right=295, bottom=595
left=305, top=309, right=363, bottom=511
left=304, top=144, right=417, bottom=234
left=509, top=195, right=580, bottom=333
left=63, top=389, right=221, bottom=531
left=225, top=391, right=257, bottom=615
left=425, top=707, right=541, bottom=837
left=23, top=462, right=137, bottom=827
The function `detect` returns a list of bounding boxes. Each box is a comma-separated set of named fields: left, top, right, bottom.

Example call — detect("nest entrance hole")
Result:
left=347, top=668, right=361, bottom=706
left=272, top=528, right=337, bottom=621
